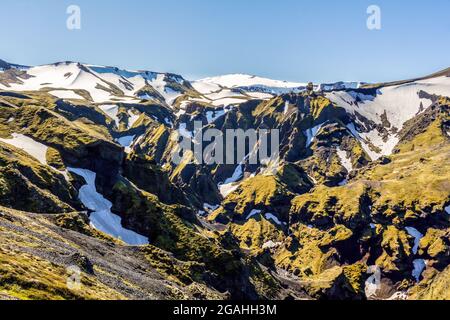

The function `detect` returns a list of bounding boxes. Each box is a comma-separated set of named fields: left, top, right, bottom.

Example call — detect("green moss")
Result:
left=46, top=147, right=65, bottom=171
left=229, top=216, right=285, bottom=253
left=343, top=263, right=367, bottom=294
left=375, top=226, right=412, bottom=273
left=409, top=265, right=450, bottom=300
left=0, top=142, right=75, bottom=213
left=0, top=247, right=124, bottom=300
left=141, top=245, right=202, bottom=286
left=308, top=96, right=333, bottom=119
left=222, top=175, right=293, bottom=216
left=274, top=225, right=348, bottom=277
left=419, top=228, right=448, bottom=259
left=290, top=183, right=369, bottom=229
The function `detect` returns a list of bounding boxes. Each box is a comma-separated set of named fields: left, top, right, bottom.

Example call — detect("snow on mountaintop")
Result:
left=194, top=74, right=306, bottom=90
left=327, top=75, right=450, bottom=160
left=0, top=61, right=187, bottom=105
left=193, top=74, right=307, bottom=95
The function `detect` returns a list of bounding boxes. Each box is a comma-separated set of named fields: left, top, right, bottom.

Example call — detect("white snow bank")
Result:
left=0, top=133, right=48, bottom=165
left=49, top=90, right=83, bottom=100
left=304, top=123, right=323, bottom=147
left=148, top=74, right=182, bottom=106
left=99, top=105, right=120, bottom=127
left=67, top=168, right=148, bottom=245
left=346, top=123, right=393, bottom=161
left=211, top=97, right=246, bottom=107
left=265, top=213, right=283, bottom=226
left=327, top=76, right=450, bottom=160
left=283, top=102, right=289, bottom=115
left=117, top=135, right=136, bottom=153
left=336, top=147, right=353, bottom=172
left=405, top=227, right=424, bottom=254
left=246, top=209, right=262, bottom=220
left=262, top=240, right=282, bottom=249
left=127, top=110, right=140, bottom=128
left=194, top=74, right=305, bottom=91
left=218, top=183, right=239, bottom=198
left=206, top=107, right=231, bottom=124
left=412, top=259, right=426, bottom=282
left=246, top=92, right=273, bottom=99
left=224, top=164, right=244, bottom=184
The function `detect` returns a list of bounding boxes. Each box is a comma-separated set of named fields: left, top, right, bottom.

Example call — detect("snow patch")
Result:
left=405, top=227, right=423, bottom=254
left=327, top=77, right=450, bottom=159
left=386, top=291, right=408, bottom=300
left=336, top=147, right=353, bottom=172
left=246, top=209, right=262, bottom=220
left=127, top=110, right=140, bottom=128
left=283, top=102, right=289, bottom=115
left=262, top=241, right=282, bottom=249
left=117, top=135, right=136, bottom=153
left=412, top=259, right=426, bottom=282
left=194, top=74, right=306, bottom=93
left=211, top=97, right=246, bottom=107
left=304, top=123, right=323, bottom=148
left=164, top=117, right=173, bottom=127
left=206, top=107, right=231, bottom=124
left=49, top=90, right=83, bottom=100
left=224, top=164, right=244, bottom=184
left=265, top=213, right=283, bottom=226
left=67, top=168, right=148, bottom=245
left=148, top=74, right=182, bottom=106
left=99, top=105, right=120, bottom=127
left=346, top=123, right=394, bottom=161
left=0, top=133, right=48, bottom=165
left=218, top=183, right=239, bottom=198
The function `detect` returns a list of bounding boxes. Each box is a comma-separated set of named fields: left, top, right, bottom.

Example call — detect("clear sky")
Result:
left=1, top=0, right=449, bottom=82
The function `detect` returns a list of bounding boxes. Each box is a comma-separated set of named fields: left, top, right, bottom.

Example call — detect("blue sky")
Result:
left=1, top=0, right=449, bottom=82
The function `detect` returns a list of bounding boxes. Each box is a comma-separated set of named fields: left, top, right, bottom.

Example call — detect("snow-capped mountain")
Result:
left=1, top=59, right=449, bottom=161
left=193, top=74, right=308, bottom=96
left=326, top=75, right=450, bottom=159
left=318, top=81, right=363, bottom=92
left=0, top=60, right=366, bottom=109
left=0, top=61, right=191, bottom=106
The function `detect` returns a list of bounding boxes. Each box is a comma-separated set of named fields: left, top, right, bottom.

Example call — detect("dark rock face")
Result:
left=123, top=154, right=187, bottom=205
